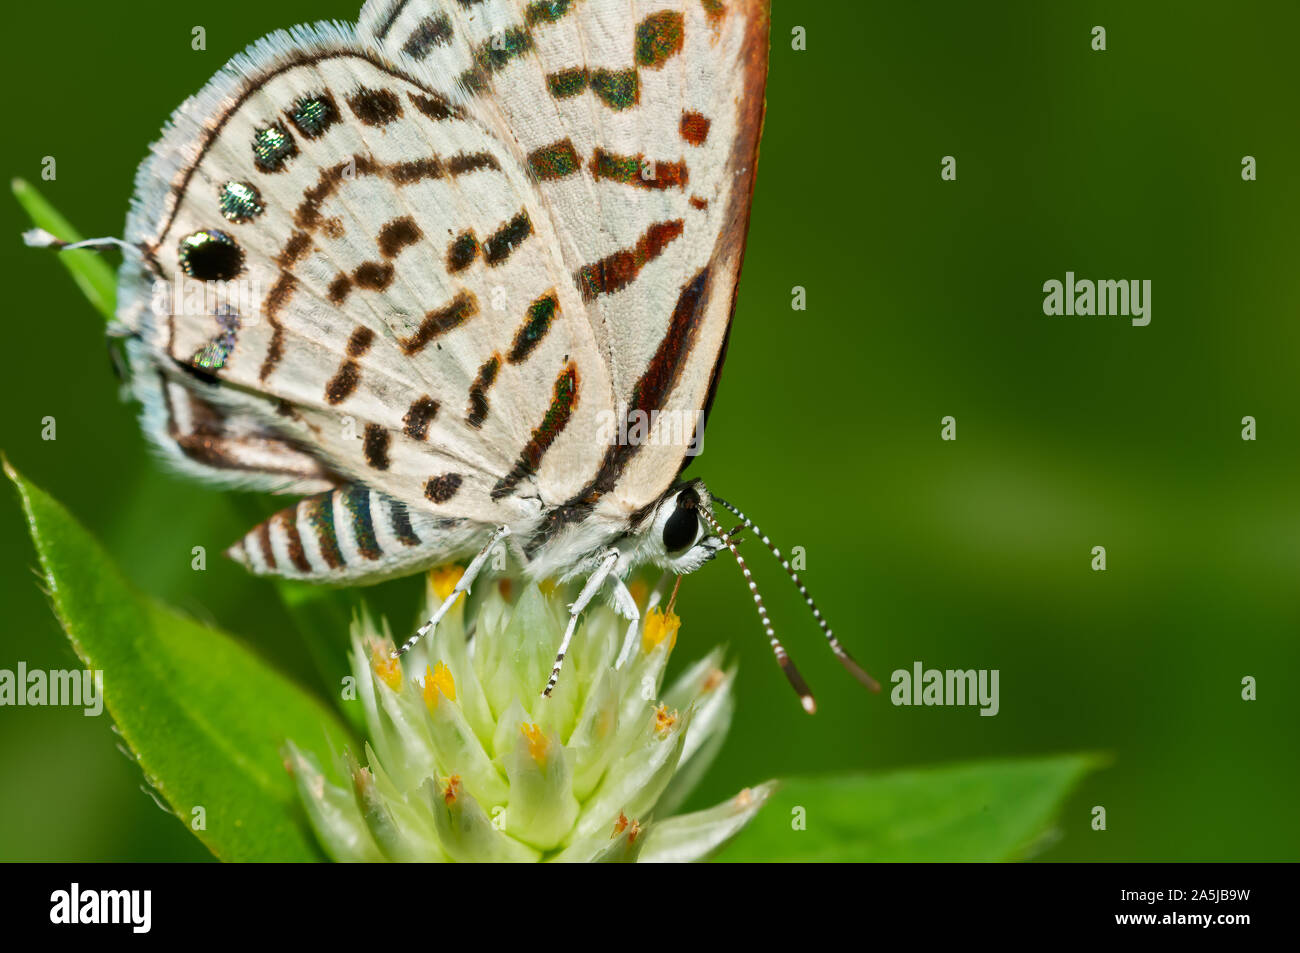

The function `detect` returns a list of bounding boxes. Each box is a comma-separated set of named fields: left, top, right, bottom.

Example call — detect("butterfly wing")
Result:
left=131, top=358, right=340, bottom=495
left=118, top=0, right=768, bottom=581
left=121, top=19, right=615, bottom=530
left=362, top=0, right=770, bottom=562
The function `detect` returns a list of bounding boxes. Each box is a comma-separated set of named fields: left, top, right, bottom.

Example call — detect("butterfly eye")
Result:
left=662, top=488, right=701, bottom=553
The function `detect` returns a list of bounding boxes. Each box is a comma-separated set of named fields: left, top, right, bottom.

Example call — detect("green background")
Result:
left=1, top=0, right=1296, bottom=861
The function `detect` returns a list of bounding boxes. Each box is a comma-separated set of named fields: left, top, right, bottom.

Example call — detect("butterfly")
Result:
left=29, top=0, right=876, bottom=711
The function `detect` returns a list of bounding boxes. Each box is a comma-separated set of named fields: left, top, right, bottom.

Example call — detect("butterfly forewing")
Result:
left=366, top=0, right=769, bottom=527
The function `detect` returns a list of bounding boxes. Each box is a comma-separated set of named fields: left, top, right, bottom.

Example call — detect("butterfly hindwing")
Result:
left=132, top=351, right=341, bottom=495
left=228, top=482, right=480, bottom=582
left=123, top=22, right=613, bottom=530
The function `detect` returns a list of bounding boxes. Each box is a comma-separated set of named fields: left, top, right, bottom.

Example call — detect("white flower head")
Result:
left=286, top=568, right=774, bottom=862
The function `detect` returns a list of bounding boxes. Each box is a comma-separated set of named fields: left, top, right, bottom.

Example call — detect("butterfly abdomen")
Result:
left=226, top=483, right=469, bottom=584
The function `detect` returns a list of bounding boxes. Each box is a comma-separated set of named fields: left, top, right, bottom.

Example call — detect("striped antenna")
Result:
left=696, top=502, right=817, bottom=714
left=712, top=495, right=880, bottom=693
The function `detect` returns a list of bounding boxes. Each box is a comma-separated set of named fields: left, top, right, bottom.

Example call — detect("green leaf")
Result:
left=11, top=177, right=117, bottom=322
left=6, top=459, right=355, bottom=861
left=714, top=754, right=1101, bottom=862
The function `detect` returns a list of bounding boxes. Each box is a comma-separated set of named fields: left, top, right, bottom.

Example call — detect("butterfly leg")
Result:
left=543, top=549, right=620, bottom=697
left=394, top=525, right=511, bottom=658
left=614, top=572, right=658, bottom=668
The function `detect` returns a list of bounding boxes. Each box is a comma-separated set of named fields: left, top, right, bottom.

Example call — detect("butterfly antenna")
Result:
left=712, top=495, right=880, bottom=693
left=23, top=228, right=139, bottom=257
left=696, top=504, right=817, bottom=714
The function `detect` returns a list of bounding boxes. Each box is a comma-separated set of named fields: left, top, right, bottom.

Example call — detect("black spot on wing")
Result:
left=363, top=423, right=391, bottom=470
left=425, top=473, right=463, bottom=504
left=347, top=87, right=404, bottom=126
left=402, top=14, right=453, bottom=59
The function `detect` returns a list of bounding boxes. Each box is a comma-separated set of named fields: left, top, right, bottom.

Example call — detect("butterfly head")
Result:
left=642, top=478, right=725, bottom=574
left=636, top=481, right=881, bottom=714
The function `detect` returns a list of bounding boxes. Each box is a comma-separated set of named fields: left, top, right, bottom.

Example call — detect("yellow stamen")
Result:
left=371, top=646, right=402, bottom=691
left=641, top=606, right=681, bottom=654
left=429, top=564, right=464, bottom=604
left=443, top=775, right=461, bottom=805
left=521, top=722, right=550, bottom=763
left=352, top=766, right=373, bottom=798
left=611, top=812, right=642, bottom=842
left=423, top=661, right=457, bottom=709
left=701, top=667, right=725, bottom=693
left=654, top=703, right=678, bottom=737
left=538, top=578, right=558, bottom=596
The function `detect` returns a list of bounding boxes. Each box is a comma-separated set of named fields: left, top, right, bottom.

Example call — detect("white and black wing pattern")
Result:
left=116, top=0, right=769, bottom=583
left=131, top=362, right=343, bottom=496
left=362, top=0, right=770, bottom=564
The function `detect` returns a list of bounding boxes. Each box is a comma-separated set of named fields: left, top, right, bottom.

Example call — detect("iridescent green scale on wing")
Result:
left=546, top=68, right=588, bottom=99
left=190, top=308, right=242, bottom=371
left=252, top=123, right=298, bottom=172
left=341, top=486, right=380, bottom=560
left=288, top=94, right=341, bottom=139
left=590, top=69, right=638, bottom=111
left=635, top=11, right=685, bottom=68
left=590, top=151, right=641, bottom=184
left=218, top=181, right=264, bottom=223
left=528, top=140, right=581, bottom=180
left=303, top=493, right=343, bottom=568
left=508, top=294, right=556, bottom=363
left=461, top=28, right=534, bottom=92
left=525, top=0, right=572, bottom=26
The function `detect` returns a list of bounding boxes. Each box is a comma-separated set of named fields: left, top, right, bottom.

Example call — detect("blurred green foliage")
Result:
left=717, top=755, right=1100, bottom=862
left=1, top=0, right=1297, bottom=861
left=8, top=462, right=353, bottom=861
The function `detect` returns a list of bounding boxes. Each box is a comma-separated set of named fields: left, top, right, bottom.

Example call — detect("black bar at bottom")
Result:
left=0, top=861, right=1279, bottom=940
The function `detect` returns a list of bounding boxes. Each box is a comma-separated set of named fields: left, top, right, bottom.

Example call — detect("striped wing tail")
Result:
left=226, top=483, right=474, bottom=584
